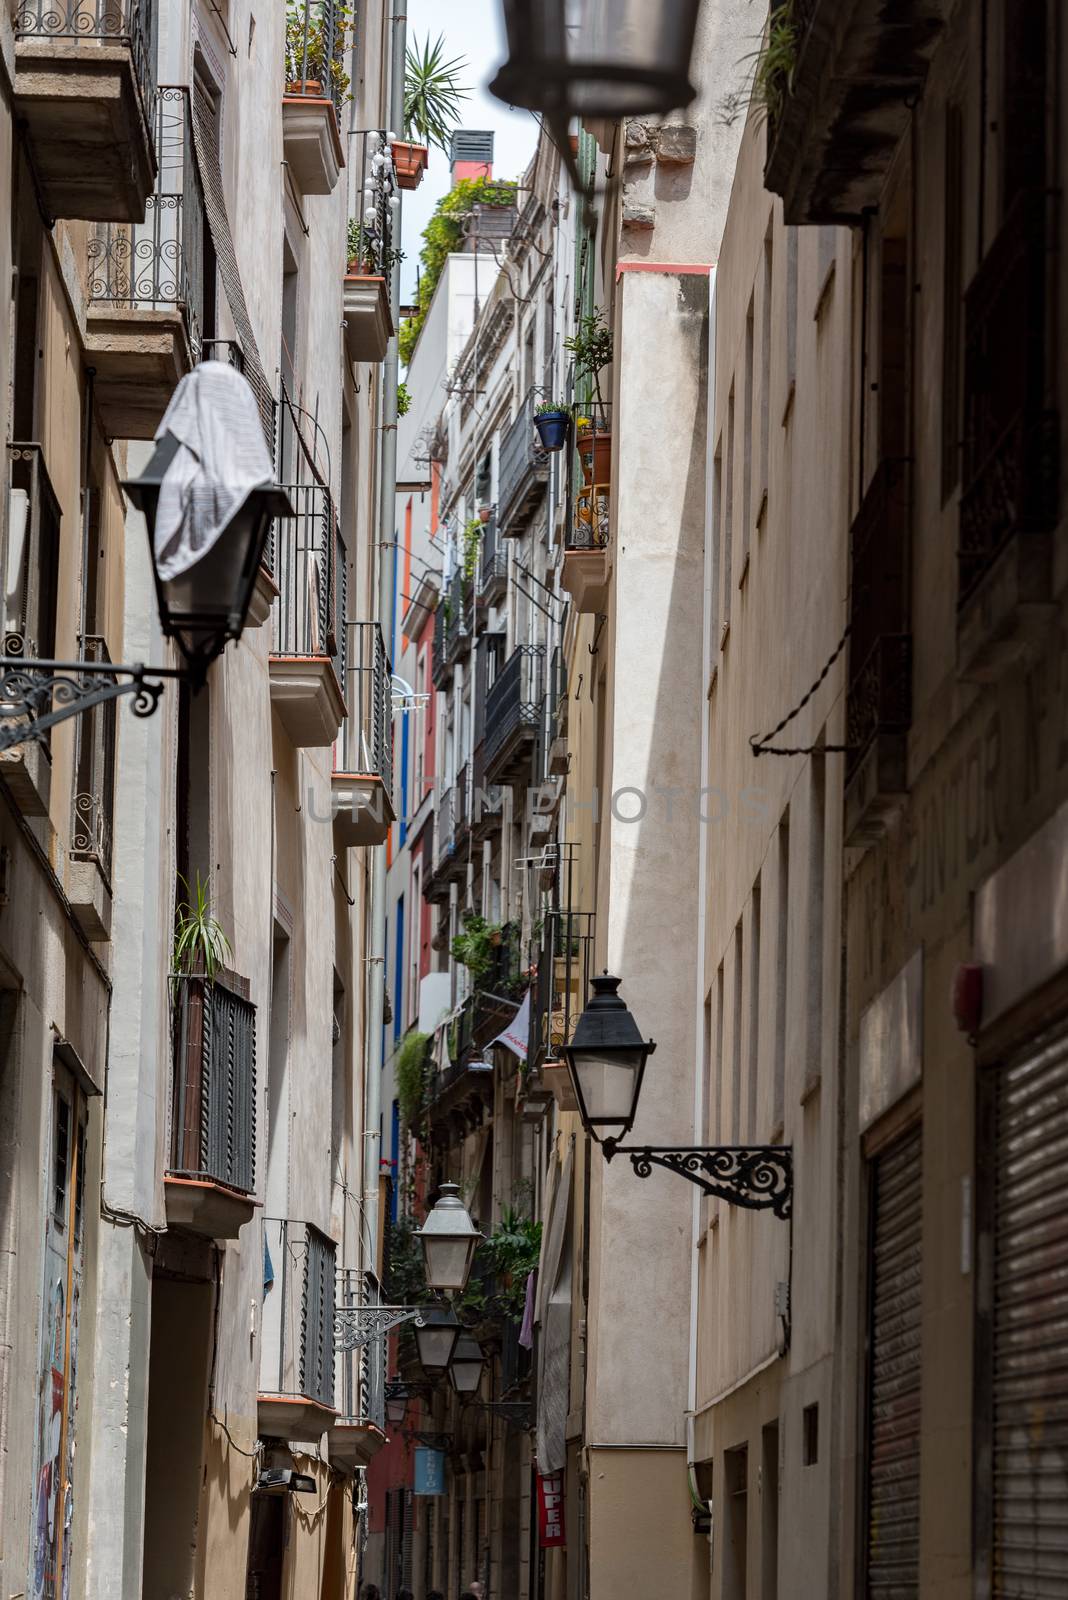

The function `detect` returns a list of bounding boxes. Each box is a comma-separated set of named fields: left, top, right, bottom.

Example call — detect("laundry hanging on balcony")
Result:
left=489, top=986, right=530, bottom=1063
left=153, top=362, right=275, bottom=580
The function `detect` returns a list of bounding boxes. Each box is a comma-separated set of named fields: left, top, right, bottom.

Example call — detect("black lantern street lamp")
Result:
left=414, top=1304, right=462, bottom=1377
left=385, top=1388, right=409, bottom=1426
left=448, top=1333, right=487, bottom=1396
left=0, top=366, right=291, bottom=753
left=490, top=0, right=702, bottom=119
left=560, top=973, right=655, bottom=1146
left=124, top=433, right=290, bottom=687
left=564, top=973, right=794, bottom=1220
left=414, top=1183, right=483, bottom=1294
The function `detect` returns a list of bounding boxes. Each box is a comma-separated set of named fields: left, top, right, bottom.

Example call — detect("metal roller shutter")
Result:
left=866, top=1124, right=923, bottom=1598
left=993, top=1026, right=1068, bottom=1596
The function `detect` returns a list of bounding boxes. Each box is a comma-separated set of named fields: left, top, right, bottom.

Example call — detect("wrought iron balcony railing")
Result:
left=529, top=909, right=595, bottom=1072
left=71, top=636, right=118, bottom=884
left=14, top=0, right=157, bottom=130
left=959, top=191, right=1058, bottom=608
left=341, top=621, right=391, bottom=785
left=846, top=458, right=911, bottom=780
left=478, top=512, right=507, bottom=597
left=262, top=1218, right=336, bottom=1411
left=348, top=130, right=396, bottom=278
left=432, top=779, right=456, bottom=873
left=337, top=1271, right=386, bottom=1430
left=270, top=481, right=339, bottom=664
left=169, top=971, right=256, bottom=1195
left=484, top=643, right=545, bottom=769
left=284, top=0, right=347, bottom=124
left=497, top=390, right=548, bottom=534
left=86, top=85, right=204, bottom=354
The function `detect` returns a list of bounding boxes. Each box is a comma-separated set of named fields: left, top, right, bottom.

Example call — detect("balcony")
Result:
left=165, top=971, right=257, bottom=1239
left=342, top=275, right=393, bottom=362
left=957, top=193, right=1058, bottom=681
left=67, top=635, right=117, bottom=939
left=545, top=647, right=569, bottom=778
left=424, top=778, right=463, bottom=904
left=12, top=0, right=156, bottom=222
left=283, top=0, right=345, bottom=195
left=269, top=483, right=346, bottom=747
left=330, top=1272, right=387, bottom=1471
left=844, top=459, right=911, bottom=846
left=471, top=737, right=503, bottom=838
left=333, top=621, right=395, bottom=848
left=478, top=513, right=507, bottom=605
left=260, top=1219, right=337, bottom=1441
left=561, top=483, right=611, bottom=614
left=763, top=0, right=950, bottom=223
left=484, top=644, right=544, bottom=787
left=84, top=85, right=199, bottom=439
left=0, top=443, right=60, bottom=815
left=497, top=390, right=548, bottom=535
left=529, top=909, right=595, bottom=1073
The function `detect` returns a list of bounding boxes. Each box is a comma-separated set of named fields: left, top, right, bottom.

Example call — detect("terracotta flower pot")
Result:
left=286, top=77, right=323, bottom=96
left=577, top=428, right=612, bottom=487
left=391, top=140, right=428, bottom=191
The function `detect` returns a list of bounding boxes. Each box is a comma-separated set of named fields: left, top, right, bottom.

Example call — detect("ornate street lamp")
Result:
left=560, top=973, right=655, bottom=1146
left=414, top=1183, right=483, bottom=1294
left=490, top=0, right=702, bottom=119
left=414, top=1303, right=462, bottom=1376
left=124, top=433, right=290, bottom=686
left=0, top=364, right=291, bottom=752
left=448, top=1333, right=487, bottom=1396
left=564, top=973, right=793, bottom=1219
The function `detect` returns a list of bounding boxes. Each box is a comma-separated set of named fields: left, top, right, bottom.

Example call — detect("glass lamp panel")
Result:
left=422, top=1234, right=476, bottom=1293
left=573, top=1047, right=643, bottom=1126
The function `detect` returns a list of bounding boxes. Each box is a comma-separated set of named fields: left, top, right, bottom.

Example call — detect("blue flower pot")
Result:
left=534, top=410, right=569, bottom=452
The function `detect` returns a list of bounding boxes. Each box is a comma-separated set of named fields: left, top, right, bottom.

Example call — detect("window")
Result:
left=747, top=883, right=761, bottom=1142
left=761, top=1422, right=780, bottom=1600
left=724, top=1445, right=749, bottom=1600
left=731, top=919, right=743, bottom=1143
left=784, top=226, right=799, bottom=408
left=53, top=1091, right=71, bottom=1229
left=805, top=758, right=826, bottom=1089
left=393, top=894, right=405, bottom=1042
left=723, top=385, right=735, bottom=637
left=742, top=295, right=754, bottom=575
left=803, top=1403, right=819, bottom=1466
left=773, top=812, right=789, bottom=1135
left=760, top=225, right=773, bottom=519
left=941, top=100, right=964, bottom=501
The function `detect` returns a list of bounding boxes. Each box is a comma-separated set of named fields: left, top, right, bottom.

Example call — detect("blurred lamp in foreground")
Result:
left=414, top=1183, right=483, bottom=1293
left=490, top=0, right=701, bottom=118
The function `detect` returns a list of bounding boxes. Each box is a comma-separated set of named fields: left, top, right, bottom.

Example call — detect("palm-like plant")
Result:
left=173, top=872, right=232, bottom=982
left=403, top=33, right=470, bottom=153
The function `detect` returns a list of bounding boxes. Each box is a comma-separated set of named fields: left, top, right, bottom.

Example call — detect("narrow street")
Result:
left=0, top=1, right=1063, bottom=1598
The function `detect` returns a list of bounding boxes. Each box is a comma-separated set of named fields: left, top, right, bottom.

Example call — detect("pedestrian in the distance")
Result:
left=396, top=1589, right=414, bottom=1600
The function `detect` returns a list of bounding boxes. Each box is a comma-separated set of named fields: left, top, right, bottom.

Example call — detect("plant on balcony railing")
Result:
left=284, top=0, right=352, bottom=111
left=396, top=1028, right=432, bottom=1134
left=462, top=518, right=482, bottom=581
left=399, top=175, right=518, bottom=365
left=404, top=32, right=470, bottom=152
left=750, top=0, right=801, bottom=124
left=457, top=1210, right=541, bottom=1327
left=173, top=871, right=232, bottom=981
left=564, top=309, right=613, bottom=413
left=451, top=914, right=505, bottom=984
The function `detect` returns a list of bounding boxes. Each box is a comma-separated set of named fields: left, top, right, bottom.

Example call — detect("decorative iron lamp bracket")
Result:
left=465, top=1398, right=532, bottom=1429
left=404, top=1429, right=453, bottom=1451
left=0, top=657, right=185, bottom=754
left=602, top=1141, right=793, bottom=1220
left=334, top=1305, right=426, bottom=1352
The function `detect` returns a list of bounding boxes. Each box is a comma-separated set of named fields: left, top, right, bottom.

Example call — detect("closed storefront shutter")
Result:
left=866, top=1123, right=923, bottom=1598
left=991, top=1025, right=1068, bottom=1596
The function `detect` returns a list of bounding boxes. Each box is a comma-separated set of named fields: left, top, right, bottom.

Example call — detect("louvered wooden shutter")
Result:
left=991, top=1026, right=1068, bottom=1596
left=865, top=1123, right=923, bottom=1598
left=191, top=82, right=275, bottom=445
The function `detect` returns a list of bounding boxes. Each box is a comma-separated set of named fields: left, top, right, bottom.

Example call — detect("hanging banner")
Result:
left=414, top=1448, right=446, bottom=1497
left=491, top=987, right=530, bottom=1063
left=537, top=1470, right=566, bottom=1547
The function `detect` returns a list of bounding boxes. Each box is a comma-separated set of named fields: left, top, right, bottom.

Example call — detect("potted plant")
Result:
left=393, top=33, right=470, bottom=190
left=284, top=0, right=353, bottom=102
left=534, top=401, right=570, bottom=452
left=462, top=518, right=481, bottom=583
left=565, top=310, right=614, bottom=483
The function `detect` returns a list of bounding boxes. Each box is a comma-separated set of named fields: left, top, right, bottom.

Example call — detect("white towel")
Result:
left=153, top=360, right=275, bottom=581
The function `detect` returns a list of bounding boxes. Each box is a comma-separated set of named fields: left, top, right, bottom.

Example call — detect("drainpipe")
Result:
left=364, top=0, right=406, bottom=1275
left=687, top=269, right=717, bottom=1512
